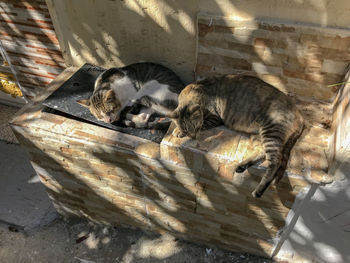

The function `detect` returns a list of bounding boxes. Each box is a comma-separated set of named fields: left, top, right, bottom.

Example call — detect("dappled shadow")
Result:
left=12, top=116, right=277, bottom=262
left=86, top=120, right=297, bottom=257
left=276, top=64, right=350, bottom=262
left=196, top=14, right=342, bottom=131
left=275, top=160, right=350, bottom=263
left=7, top=0, right=350, bottom=262
left=193, top=4, right=350, bottom=260
left=50, top=0, right=198, bottom=83
left=12, top=131, right=159, bottom=261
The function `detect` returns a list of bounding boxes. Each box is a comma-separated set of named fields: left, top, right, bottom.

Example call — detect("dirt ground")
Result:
left=0, top=216, right=273, bottom=263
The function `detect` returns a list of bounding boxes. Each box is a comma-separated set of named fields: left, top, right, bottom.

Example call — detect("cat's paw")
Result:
left=251, top=189, right=262, bottom=198
left=130, top=99, right=141, bottom=105
left=124, top=120, right=135, bottom=128
left=172, top=127, right=186, bottom=138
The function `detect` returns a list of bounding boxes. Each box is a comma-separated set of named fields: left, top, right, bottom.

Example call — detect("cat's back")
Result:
left=122, top=62, right=184, bottom=94
left=220, top=75, right=285, bottom=98
left=216, top=74, right=294, bottom=110
left=94, top=67, right=125, bottom=90
left=213, top=74, right=301, bottom=132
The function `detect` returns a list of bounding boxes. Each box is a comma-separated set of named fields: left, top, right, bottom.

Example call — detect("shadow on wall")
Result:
left=14, top=128, right=278, bottom=261
left=16, top=116, right=350, bottom=262
left=8, top=0, right=350, bottom=261
left=277, top=160, right=350, bottom=263
left=278, top=70, right=350, bottom=263
left=15, top=128, right=277, bottom=260
left=46, top=0, right=350, bottom=85
left=47, top=0, right=199, bottom=83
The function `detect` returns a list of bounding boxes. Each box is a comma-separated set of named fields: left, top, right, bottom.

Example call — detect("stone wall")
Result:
left=46, top=0, right=350, bottom=84
left=196, top=15, right=350, bottom=104
left=195, top=14, right=350, bottom=174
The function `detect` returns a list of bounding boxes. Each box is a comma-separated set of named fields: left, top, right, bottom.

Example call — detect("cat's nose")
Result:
left=112, top=113, right=120, bottom=122
left=104, top=116, right=112, bottom=123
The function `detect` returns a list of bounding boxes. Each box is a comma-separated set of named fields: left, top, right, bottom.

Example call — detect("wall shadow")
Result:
left=13, top=124, right=278, bottom=262
left=276, top=160, right=350, bottom=263
left=7, top=0, right=350, bottom=262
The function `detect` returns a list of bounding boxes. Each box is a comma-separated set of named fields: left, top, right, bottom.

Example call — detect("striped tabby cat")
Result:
left=167, top=74, right=304, bottom=198
left=77, top=62, right=184, bottom=128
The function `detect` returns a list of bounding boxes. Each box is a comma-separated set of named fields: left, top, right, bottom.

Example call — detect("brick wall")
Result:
left=0, top=0, right=64, bottom=99
left=8, top=13, right=349, bottom=260
left=196, top=14, right=350, bottom=129
left=10, top=67, right=333, bottom=259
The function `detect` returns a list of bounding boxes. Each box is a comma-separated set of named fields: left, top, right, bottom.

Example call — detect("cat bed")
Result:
left=43, top=63, right=169, bottom=143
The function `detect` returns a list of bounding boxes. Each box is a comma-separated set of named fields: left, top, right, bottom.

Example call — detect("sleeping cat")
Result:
left=167, top=74, right=304, bottom=198
left=77, top=62, right=184, bottom=128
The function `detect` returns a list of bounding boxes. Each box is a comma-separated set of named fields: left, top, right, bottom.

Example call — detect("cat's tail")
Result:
left=272, top=115, right=305, bottom=185
left=146, top=117, right=172, bottom=130
left=124, top=117, right=172, bottom=130
left=252, top=111, right=304, bottom=198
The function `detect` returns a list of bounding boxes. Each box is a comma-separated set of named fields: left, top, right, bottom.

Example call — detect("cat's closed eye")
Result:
left=171, top=75, right=304, bottom=197
left=80, top=63, right=184, bottom=127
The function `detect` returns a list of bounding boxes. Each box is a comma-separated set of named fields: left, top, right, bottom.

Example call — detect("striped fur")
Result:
left=167, top=74, right=304, bottom=198
left=77, top=62, right=184, bottom=127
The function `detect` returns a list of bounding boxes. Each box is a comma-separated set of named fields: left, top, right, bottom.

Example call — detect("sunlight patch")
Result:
left=314, top=242, right=342, bottom=263
left=137, top=234, right=181, bottom=259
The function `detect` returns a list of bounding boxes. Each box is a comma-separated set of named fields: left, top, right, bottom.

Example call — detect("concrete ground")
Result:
left=0, top=103, right=273, bottom=263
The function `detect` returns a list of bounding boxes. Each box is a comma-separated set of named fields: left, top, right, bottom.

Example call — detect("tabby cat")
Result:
left=167, top=74, right=304, bottom=198
left=77, top=62, right=184, bottom=128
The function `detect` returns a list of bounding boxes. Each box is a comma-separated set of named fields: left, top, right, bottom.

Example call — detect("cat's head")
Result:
left=77, top=89, right=122, bottom=123
left=167, top=103, right=204, bottom=139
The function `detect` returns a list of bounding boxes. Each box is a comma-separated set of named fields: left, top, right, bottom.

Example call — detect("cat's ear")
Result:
left=104, top=89, right=115, bottom=101
left=189, top=104, right=202, bottom=118
left=166, top=109, right=179, bottom=119
left=76, top=99, right=90, bottom=108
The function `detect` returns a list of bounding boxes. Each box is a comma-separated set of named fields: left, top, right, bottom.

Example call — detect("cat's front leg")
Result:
left=125, top=107, right=154, bottom=128
left=235, top=153, right=266, bottom=173
left=125, top=113, right=149, bottom=128
left=172, top=127, right=186, bottom=138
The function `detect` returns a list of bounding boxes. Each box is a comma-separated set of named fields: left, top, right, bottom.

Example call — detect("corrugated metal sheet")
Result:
left=0, top=0, right=64, bottom=99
